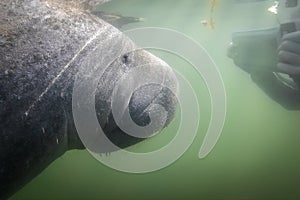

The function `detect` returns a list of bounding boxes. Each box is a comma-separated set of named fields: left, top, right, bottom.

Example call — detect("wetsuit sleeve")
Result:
left=250, top=72, right=300, bottom=110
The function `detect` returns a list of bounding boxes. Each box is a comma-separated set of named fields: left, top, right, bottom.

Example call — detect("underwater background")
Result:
left=10, top=0, right=300, bottom=199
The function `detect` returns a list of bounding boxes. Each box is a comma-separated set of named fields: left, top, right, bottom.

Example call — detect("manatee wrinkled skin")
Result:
left=0, top=0, right=178, bottom=199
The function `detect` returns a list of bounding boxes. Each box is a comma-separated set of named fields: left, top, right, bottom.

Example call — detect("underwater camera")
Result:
left=228, top=0, right=300, bottom=72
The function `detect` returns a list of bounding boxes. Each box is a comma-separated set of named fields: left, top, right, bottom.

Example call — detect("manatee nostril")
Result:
left=121, top=54, right=130, bottom=65
left=129, top=84, right=177, bottom=128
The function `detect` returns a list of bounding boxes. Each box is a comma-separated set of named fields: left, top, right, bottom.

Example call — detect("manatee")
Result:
left=0, top=0, right=178, bottom=199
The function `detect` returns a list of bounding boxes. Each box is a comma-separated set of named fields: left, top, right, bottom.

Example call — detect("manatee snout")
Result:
left=129, top=84, right=177, bottom=127
left=95, top=50, right=178, bottom=151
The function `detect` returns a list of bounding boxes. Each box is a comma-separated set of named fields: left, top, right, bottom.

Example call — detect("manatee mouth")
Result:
left=100, top=84, right=177, bottom=152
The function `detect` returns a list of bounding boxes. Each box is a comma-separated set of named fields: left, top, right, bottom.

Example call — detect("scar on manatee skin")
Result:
left=99, top=152, right=112, bottom=156
left=24, top=28, right=104, bottom=117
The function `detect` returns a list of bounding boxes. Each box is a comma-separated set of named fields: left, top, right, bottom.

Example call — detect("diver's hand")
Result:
left=278, top=31, right=300, bottom=75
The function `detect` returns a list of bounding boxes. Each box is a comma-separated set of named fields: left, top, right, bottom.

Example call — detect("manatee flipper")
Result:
left=91, top=11, right=144, bottom=28
left=85, top=0, right=144, bottom=28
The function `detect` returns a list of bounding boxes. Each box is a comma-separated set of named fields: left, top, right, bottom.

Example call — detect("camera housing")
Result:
left=228, top=0, right=300, bottom=73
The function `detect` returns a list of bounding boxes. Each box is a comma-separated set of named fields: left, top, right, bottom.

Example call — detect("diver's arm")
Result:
left=253, top=30, right=300, bottom=110
left=277, top=31, right=300, bottom=75
left=250, top=71, right=300, bottom=110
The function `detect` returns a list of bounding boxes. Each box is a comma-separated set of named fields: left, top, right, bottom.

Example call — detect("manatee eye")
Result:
left=121, top=54, right=130, bottom=65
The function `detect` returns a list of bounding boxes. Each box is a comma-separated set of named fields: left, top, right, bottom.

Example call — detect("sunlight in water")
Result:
left=201, top=0, right=217, bottom=29
left=268, top=1, right=279, bottom=15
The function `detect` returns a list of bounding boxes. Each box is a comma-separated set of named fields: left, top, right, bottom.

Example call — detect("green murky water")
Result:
left=11, top=0, right=300, bottom=199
